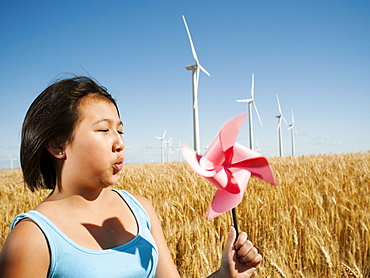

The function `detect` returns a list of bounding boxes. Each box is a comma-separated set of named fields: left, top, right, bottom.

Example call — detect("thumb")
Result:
left=220, top=225, right=237, bottom=274
left=224, top=226, right=237, bottom=253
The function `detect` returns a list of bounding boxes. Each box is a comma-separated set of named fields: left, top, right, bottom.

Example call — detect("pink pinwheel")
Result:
left=182, top=113, right=276, bottom=220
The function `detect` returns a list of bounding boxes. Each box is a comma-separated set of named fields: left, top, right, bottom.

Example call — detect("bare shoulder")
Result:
left=131, top=194, right=159, bottom=219
left=0, top=219, right=50, bottom=277
left=132, top=194, right=154, bottom=211
left=131, top=194, right=163, bottom=229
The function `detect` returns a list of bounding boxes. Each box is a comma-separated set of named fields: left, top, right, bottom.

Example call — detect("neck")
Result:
left=46, top=185, right=108, bottom=209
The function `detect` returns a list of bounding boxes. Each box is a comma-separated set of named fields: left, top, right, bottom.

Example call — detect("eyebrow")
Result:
left=93, top=119, right=124, bottom=126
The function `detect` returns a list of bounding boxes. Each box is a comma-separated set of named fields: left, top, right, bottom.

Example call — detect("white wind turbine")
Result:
left=276, top=94, right=288, bottom=157
left=176, top=140, right=182, bottom=161
left=255, top=141, right=262, bottom=153
left=165, top=137, right=173, bottom=163
left=155, top=130, right=166, bottom=163
left=203, top=144, right=209, bottom=152
left=288, top=110, right=298, bottom=156
left=9, top=156, right=17, bottom=169
left=236, top=74, right=262, bottom=150
left=182, top=15, right=211, bottom=155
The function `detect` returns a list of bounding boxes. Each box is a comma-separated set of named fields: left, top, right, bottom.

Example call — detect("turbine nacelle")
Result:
left=236, top=74, right=262, bottom=126
left=236, top=98, right=253, bottom=103
left=165, top=137, right=173, bottom=146
left=288, top=110, right=298, bottom=136
left=186, top=65, right=197, bottom=71
left=275, top=94, right=288, bottom=131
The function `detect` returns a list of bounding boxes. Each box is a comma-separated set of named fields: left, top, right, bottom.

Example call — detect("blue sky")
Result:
left=0, top=0, right=369, bottom=168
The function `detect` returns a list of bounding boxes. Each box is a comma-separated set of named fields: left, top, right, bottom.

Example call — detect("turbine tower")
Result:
left=155, top=130, right=166, bottom=163
left=236, top=74, right=262, bottom=150
left=288, top=110, right=298, bottom=156
left=276, top=94, right=287, bottom=157
left=182, top=15, right=210, bottom=154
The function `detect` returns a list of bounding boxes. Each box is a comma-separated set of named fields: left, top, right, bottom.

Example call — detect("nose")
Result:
left=113, top=133, right=125, bottom=153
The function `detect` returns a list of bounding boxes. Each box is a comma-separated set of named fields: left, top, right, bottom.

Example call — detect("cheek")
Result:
left=69, top=138, right=103, bottom=162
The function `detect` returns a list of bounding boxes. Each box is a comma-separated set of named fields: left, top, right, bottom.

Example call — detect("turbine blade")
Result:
left=236, top=99, right=252, bottom=103
left=253, top=101, right=263, bottom=126
left=163, top=130, right=166, bottom=138
left=282, top=115, right=288, bottom=126
left=165, top=137, right=173, bottom=145
left=182, top=15, right=199, bottom=65
left=290, top=110, right=298, bottom=135
left=250, top=74, right=255, bottom=100
left=276, top=94, right=282, bottom=114
left=198, top=64, right=211, bottom=77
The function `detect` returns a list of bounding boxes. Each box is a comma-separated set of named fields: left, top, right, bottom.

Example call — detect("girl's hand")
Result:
left=218, top=226, right=262, bottom=278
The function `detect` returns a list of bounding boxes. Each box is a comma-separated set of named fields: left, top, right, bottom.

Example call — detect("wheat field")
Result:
left=1, top=152, right=369, bottom=277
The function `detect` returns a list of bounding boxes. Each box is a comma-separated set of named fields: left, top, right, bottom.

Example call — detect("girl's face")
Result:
left=61, top=96, right=125, bottom=190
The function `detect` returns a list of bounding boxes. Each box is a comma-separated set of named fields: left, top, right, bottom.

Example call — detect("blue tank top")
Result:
left=11, top=189, right=158, bottom=278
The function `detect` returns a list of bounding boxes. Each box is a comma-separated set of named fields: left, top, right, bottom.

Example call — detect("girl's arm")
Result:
left=134, top=195, right=181, bottom=278
left=136, top=195, right=262, bottom=278
left=0, top=219, right=50, bottom=278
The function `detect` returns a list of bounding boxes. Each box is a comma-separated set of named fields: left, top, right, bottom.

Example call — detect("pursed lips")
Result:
left=113, top=157, right=124, bottom=173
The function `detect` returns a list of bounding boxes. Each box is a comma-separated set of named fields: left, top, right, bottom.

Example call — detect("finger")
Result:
left=244, top=253, right=263, bottom=267
left=236, top=239, right=253, bottom=257
left=234, top=231, right=248, bottom=250
left=239, top=247, right=261, bottom=264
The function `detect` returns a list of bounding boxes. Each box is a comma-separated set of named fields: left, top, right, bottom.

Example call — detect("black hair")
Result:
left=20, top=76, right=119, bottom=191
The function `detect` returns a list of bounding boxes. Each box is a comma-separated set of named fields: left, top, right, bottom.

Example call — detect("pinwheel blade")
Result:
left=206, top=183, right=246, bottom=220
left=182, top=113, right=276, bottom=220
left=182, top=142, right=216, bottom=177
left=205, top=113, right=246, bottom=165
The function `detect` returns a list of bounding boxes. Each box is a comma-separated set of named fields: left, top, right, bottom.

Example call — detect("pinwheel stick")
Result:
left=232, top=208, right=239, bottom=236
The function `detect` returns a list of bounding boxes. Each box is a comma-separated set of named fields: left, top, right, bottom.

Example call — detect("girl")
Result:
left=0, top=76, right=262, bottom=277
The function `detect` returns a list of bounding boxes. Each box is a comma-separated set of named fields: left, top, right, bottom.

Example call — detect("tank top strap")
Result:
left=110, top=189, right=151, bottom=229
left=10, top=210, right=58, bottom=276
